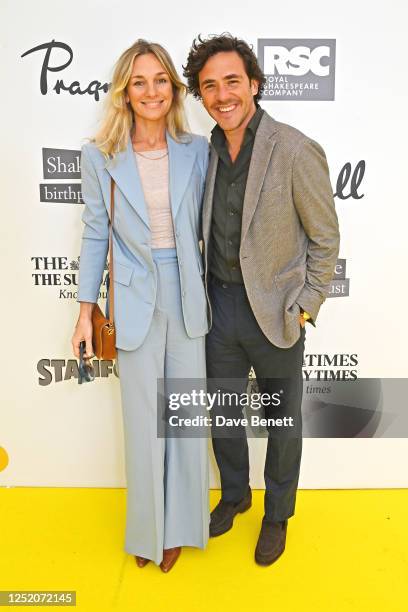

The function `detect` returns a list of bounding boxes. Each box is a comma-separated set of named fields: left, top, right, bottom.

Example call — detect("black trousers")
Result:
left=206, top=276, right=306, bottom=522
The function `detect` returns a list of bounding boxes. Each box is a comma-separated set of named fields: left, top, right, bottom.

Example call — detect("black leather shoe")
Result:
left=209, top=487, right=252, bottom=537
left=255, top=517, right=288, bottom=566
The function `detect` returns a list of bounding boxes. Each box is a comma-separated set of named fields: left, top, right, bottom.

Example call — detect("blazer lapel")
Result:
left=241, top=114, right=278, bottom=243
left=104, top=132, right=198, bottom=230
left=202, top=147, right=218, bottom=247
left=166, top=132, right=196, bottom=220
left=105, top=137, right=150, bottom=229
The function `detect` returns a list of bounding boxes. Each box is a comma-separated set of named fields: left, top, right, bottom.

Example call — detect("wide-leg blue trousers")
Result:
left=116, top=248, right=209, bottom=565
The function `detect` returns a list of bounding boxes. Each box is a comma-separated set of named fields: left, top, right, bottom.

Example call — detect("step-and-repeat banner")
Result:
left=1, top=0, right=407, bottom=488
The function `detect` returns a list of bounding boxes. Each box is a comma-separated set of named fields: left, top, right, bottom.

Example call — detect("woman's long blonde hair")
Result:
left=92, top=39, right=190, bottom=157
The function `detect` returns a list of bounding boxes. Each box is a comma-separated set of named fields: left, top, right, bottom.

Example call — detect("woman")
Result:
left=71, top=40, right=210, bottom=572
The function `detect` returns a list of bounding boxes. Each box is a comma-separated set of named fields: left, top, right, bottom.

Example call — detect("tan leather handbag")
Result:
left=91, top=178, right=116, bottom=360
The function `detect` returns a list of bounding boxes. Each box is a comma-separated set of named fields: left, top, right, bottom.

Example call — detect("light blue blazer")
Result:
left=76, top=131, right=210, bottom=351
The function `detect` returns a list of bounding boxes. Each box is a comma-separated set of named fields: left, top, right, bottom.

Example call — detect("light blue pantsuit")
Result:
left=76, top=131, right=211, bottom=565
left=116, top=249, right=209, bottom=564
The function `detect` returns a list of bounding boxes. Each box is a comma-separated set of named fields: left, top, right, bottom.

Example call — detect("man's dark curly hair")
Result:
left=183, top=33, right=266, bottom=104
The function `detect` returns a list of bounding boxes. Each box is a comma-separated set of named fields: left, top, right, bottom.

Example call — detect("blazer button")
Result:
left=182, top=291, right=186, bottom=297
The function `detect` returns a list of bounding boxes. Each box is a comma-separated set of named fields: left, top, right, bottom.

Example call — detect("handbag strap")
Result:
left=108, top=177, right=115, bottom=325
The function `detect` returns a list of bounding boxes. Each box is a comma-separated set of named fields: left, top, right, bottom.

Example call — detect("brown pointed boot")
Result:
left=160, top=547, right=181, bottom=573
left=135, top=556, right=150, bottom=568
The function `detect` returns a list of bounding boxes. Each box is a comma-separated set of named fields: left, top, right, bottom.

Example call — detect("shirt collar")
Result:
left=210, top=104, right=264, bottom=155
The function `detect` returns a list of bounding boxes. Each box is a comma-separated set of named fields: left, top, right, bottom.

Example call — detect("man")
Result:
left=183, top=34, right=340, bottom=565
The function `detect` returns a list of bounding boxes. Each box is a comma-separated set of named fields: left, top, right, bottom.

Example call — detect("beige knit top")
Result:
left=134, top=148, right=175, bottom=248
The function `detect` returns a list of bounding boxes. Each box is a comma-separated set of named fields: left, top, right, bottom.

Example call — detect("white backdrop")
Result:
left=1, top=0, right=408, bottom=488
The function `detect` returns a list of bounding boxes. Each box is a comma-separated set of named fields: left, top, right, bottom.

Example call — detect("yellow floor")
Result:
left=0, top=488, right=406, bottom=612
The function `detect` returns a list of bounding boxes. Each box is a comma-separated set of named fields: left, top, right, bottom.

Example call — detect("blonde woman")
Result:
left=71, top=40, right=210, bottom=572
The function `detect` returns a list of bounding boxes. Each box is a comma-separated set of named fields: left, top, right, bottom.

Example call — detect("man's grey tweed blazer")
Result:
left=202, top=110, right=340, bottom=348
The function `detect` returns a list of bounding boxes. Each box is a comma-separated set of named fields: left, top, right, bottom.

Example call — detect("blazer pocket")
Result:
left=259, top=184, right=282, bottom=197
left=113, top=261, right=134, bottom=286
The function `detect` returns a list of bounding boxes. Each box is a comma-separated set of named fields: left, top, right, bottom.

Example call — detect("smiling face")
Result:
left=198, top=51, right=259, bottom=133
left=125, top=52, right=174, bottom=122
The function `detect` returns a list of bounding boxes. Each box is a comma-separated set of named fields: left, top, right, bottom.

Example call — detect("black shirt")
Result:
left=209, top=105, right=264, bottom=283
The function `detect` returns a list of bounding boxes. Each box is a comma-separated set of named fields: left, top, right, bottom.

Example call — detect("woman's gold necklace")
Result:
left=133, top=139, right=168, bottom=160
left=135, top=149, right=168, bottom=160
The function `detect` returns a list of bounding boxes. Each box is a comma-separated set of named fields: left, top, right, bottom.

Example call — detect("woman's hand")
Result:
left=72, top=303, right=95, bottom=359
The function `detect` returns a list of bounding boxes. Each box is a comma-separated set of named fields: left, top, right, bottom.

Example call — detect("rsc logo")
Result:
left=264, top=44, right=332, bottom=76
left=258, top=39, right=336, bottom=101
